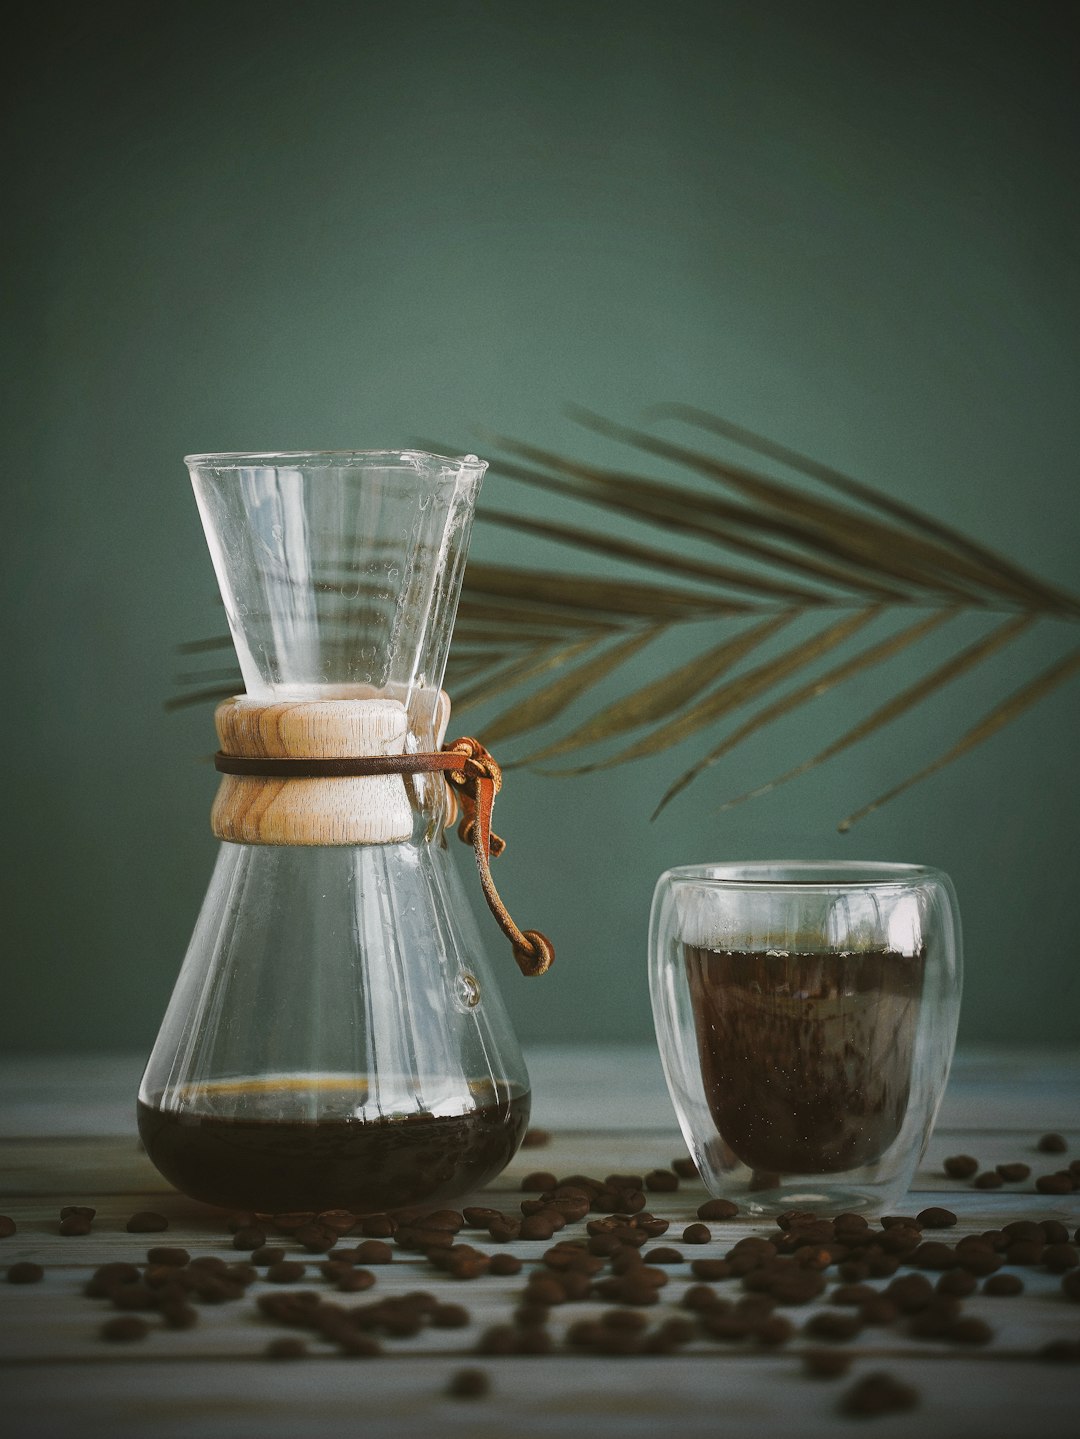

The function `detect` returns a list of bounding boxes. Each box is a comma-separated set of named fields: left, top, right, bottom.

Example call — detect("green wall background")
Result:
left=4, top=0, right=1078, bottom=1054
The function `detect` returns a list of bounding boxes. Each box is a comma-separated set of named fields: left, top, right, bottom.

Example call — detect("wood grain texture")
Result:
left=1, top=1049, right=1077, bottom=1438
left=211, top=696, right=413, bottom=845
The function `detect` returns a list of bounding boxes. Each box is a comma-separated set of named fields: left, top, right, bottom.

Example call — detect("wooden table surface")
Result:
left=1, top=1046, right=1077, bottom=1439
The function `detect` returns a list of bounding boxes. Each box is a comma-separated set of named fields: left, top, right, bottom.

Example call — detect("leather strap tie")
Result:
left=213, top=737, right=554, bottom=978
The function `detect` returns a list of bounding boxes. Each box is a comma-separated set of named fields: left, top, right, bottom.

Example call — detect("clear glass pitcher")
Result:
left=139, top=451, right=537, bottom=1215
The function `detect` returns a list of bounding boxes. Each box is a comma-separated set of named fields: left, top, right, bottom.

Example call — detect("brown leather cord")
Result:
left=214, top=737, right=554, bottom=978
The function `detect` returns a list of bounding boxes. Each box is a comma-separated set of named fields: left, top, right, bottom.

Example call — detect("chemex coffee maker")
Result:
left=139, top=450, right=552, bottom=1214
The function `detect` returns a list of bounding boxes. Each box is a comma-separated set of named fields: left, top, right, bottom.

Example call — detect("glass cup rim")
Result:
left=661, top=860, right=948, bottom=892
left=184, top=448, right=487, bottom=479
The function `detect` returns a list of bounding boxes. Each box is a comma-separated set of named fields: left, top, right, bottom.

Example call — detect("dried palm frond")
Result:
left=171, top=411, right=1080, bottom=828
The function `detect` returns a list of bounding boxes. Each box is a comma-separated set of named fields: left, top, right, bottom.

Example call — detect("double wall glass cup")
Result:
left=650, top=862, right=962, bottom=1215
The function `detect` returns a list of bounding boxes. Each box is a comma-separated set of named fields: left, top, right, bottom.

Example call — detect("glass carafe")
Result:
left=139, top=450, right=534, bottom=1215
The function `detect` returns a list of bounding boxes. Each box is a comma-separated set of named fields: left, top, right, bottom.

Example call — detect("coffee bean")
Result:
left=880, top=1215, right=921, bottom=1230
left=295, top=1224, right=337, bottom=1252
left=266, top=1261, right=306, bottom=1283
left=1040, top=1219, right=1070, bottom=1245
left=995, top=1162, right=1031, bottom=1182
left=682, top=1223, right=711, bottom=1245
left=101, top=1316, right=149, bottom=1342
left=916, top=1207, right=957, bottom=1229
left=486, top=1218, right=519, bottom=1243
left=521, top=1171, right=557, bottom=1192
left=803, top=1347, right=853, bottom=1378
left=351, top=1240, right=393, bottom=1265
left=767, top=1269, right=827, bottom=1305
left=521, top=1127, right=551, bottom=1148
left=937, top=1269, right=977, bottom=1297
left=1002, top=1220, right=1042, bottom=1241
left=126, top=1212, right=169, bottom=1233
left=1036, top=1174, right=1074, bottom=1195
left=968, top=1170, right=1005, bottom=1192
left=231, top=1227, right=266, bottom=1251
left=911, top=1241, right=958, bottom=1271
left=160, top=1300, right=198, bottom=1328
left=645, top=1170, right=679, bottom=1193
left=431, top=1303, right=470, bottom=1329
left=805, top=1311, right=862, bottom=1342
left=644, top=1247, right=684, bottom=1265
left=885, top=1274, right=933, bottom=1312
left=859, top=1296, right=900, bottom=1326
left=830, top=1283, right=875, bottom=1306
left=316, top=1210, right=358, bottom=1235
left=462, top=1207, right=501, bottom=1228
left=359, top=1214, right=395, bottom=1238
left=0, top=1217, right=15, bottom=1238
left=6, top=1263, right=43, bottom=1284
left=489, top=1253, right=523, bottom=1276
left=519, top=1214, right=557, bottom=1241
left=691, top=1258, right=732, bottom=1281
left=250, top=1246, right=286, bottom=1266
left=1060, top=1269, right=1080, bottom=1301
left=943, top=1155, right=979, bottom=1179
left=1005, top=1240, right=1044, bottom=1266
left=337, top=1269, right=376, bottom=1293
left=146, top=1247, right=189, bottom=1267
left=1044, top=1243, right=1079, bottom=1272
left=271, top=1212, right=314, bottom=1232
left=949, top=1316, right=994, bottom=1345
left=841, top=1372, right=919, bottom=1416
left=1037, top=1133, right=1068, bottom=1153
left=672, top=1157, right=698, bottom=1179
left=189, top=1256, right=227, bottom=1273
left=983, top=1273, right=1024, bottom=1296
left=697, top=1198, right=739, bottom=1221
left=262, top=1336, right=306, bottom=1360
left=59, top=1215, right=92, bottom=1236
left=864, top=1251, right=901, bottom=1278
left=1040, top=1338, right=1080, bottom=1363
left=754, top=1314, right=794, bottom=1346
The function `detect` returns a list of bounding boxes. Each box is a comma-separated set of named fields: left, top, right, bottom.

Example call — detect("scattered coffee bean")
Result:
left=645, top=1169, right=679, bottom=1193
left=265, top=1337, right=307, bottom=1359
left=351, top=1240, right=393, bottom=1265
left=1036, top=1174, right=1074, bottom=1195
left=450, top=1365, right=493, bottom=1396
left=943, top=1155, right=979, bottom=1179
left=1040, top=1220, right=1070, bottom=1244
left=672, top=1157, right=698, bottom=1179
left=6, top=1263, right=43, bottom=1284
left=487, top=1218, right=520, bottom=1243
left=996, top=1162, right=1031, bottom=1182
left=691, top=1258, right=732, bottom=1281
left=266, top=1261, right=306, bottom=1283
left=358, top=1214, right=395, bottom=1238
left=841, top=1372, right=919, bottom=1416
left=0, top=1217, right=15, bottom=1239
left=805, top=1311, right=862, bottom=1342
left=462, top=1207, right=501, bottom=1229
left=126, top=1212, right=169, bottom=1233
left=146, top=1247, right=189, bottom=1267
left=983, top=1273, right=1024, bottom=1296
left=974, top=1171, right=1004, bottom=1189
left=1043, top=1243, right=1079, bottom=1272
left=100, top=1316, right=149, bottom=1342
left=697, top=1198, right=739, bottom=1221
left=937, top=1269, right=977, bottom=1297
left=521, top=1128, right=551, bottom=1148
left=521, top=1171, right=557, bottom=1192
left=489, top=1253, right=523, bottom=1276
left=880, top=1215, right=920, bottom=1230
left=682, top=1224, right=711, bottom=1245
left=1037, top=1133, right=1068, bottom=1153
left=58, top=1215, right=92, bottom=1236
left=231, top=1227, right=266, bottom=1251
left=916, top=1207, right=957, bottom=1229
left=644, top=1247, right=684, bottom=1265
left=1040, top=1339, right=1080, bottom=1362
left=859, top=1296, right=900, bottom=1326
left=250, top=1246, right=286, bottom=1266
left=520, top=1214, right=557, bottom=1241
left=948, top=1316, right=993, bottom=1345
left=294, top=1224, right=337, bottom=1252
left=803, top=1347, right=853, bottom=1378
left=160, top=1301, right=198, bottom=1329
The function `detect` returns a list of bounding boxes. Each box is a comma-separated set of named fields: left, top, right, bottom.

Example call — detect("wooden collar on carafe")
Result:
left=211, top=694, right=554, bottom=978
